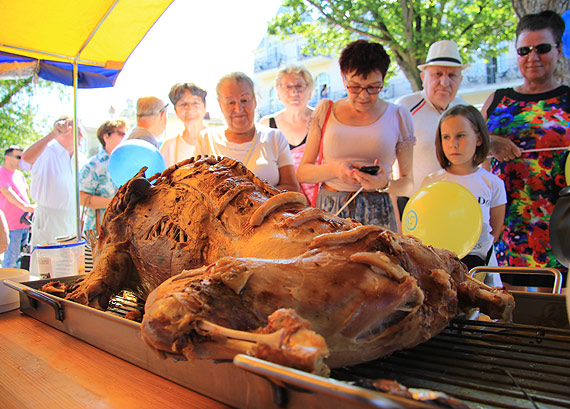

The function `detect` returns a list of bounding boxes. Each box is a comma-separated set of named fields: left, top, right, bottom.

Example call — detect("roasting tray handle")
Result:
left=233, top=354, right=432, bottom=409
left=468, top=266, right=563, bottom=294
left=3, top=280, right=64, bottom=322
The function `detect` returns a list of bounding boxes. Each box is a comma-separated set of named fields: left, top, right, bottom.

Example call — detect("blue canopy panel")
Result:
left=0, top=50, right=121, bottom=88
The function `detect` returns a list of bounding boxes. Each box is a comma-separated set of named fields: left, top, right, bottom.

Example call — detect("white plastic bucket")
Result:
left=0, top=268, right=29, bottom=313
left=30, top=240, right=86, bottom=279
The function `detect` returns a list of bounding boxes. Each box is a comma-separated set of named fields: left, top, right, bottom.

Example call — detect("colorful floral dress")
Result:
left=486, top=86, right=570, bottom=286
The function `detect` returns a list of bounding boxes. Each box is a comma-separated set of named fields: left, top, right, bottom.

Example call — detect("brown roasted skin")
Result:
left=141, top=228, right=514, bottom=370
left=65, top=155, right=514, bottom=373
left=66, top=156, right=357, bottom=309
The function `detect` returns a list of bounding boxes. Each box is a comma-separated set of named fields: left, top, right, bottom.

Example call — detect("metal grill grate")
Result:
left=332, top=319, right=570, bottom=409
left=106, top=290, right=145, bottom=320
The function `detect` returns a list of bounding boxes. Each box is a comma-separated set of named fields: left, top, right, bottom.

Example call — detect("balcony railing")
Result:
left=254, top=53, right=287, bottom=72
left=255, top=57, right=523, bottom=116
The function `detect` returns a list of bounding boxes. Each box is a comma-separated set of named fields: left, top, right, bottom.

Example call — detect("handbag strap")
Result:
left=311, top=100, right=333, bottom=207
left=317, top=99, right=333, bottom=166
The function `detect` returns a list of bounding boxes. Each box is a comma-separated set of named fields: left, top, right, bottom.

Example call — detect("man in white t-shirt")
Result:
left=395, top=40, right=468, bottom=213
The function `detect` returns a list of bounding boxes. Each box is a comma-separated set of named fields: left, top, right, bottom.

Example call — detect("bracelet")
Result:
left=376, top=179, right=391, bottom=194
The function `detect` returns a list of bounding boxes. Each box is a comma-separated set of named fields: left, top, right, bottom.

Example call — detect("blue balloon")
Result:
left=563, top=10, right=570, bottom=58
left=108, top=140, right=166, bottom=187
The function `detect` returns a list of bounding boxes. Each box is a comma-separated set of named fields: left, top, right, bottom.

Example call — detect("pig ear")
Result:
left=121, top=171, right=154, bottom=210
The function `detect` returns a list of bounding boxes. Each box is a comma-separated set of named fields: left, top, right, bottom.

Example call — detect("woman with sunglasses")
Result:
left=481, top=10, right=570, bottom=290
left=298, top=40, right=415, bottom=230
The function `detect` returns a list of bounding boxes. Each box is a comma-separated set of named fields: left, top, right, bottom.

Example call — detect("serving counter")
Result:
left=0, top=310, right=229, bottom=409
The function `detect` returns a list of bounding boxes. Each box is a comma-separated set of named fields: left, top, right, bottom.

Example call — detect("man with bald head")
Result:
left=127, top=96, right=168, bottom=148
left=395, top=40, right=468, bottom=209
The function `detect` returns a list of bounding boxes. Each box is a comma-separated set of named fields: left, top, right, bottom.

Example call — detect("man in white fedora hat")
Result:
left=394, top=40, right=469, bottom=207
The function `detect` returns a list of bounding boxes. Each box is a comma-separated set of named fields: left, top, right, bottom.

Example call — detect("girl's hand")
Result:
left=336, top=161, right=360, bottom=185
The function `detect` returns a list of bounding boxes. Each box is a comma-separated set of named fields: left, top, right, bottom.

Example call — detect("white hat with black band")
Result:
left=418, top=40, right=469, bottom=71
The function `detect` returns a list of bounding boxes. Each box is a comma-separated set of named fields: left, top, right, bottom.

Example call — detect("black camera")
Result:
left=20, top=212, right=32, bottom=226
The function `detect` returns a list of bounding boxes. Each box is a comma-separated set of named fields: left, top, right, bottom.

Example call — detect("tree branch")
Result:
left=0, top=77, right=33, bottom=108
left=305, top=0, right=394, bottom=42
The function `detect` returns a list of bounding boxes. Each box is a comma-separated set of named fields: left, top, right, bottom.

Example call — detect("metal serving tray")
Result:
left=4, top=276, right=432, bottom=409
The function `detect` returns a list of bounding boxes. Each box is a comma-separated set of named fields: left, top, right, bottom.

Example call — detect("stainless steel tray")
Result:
left=4, top=276, right=431, bottom=409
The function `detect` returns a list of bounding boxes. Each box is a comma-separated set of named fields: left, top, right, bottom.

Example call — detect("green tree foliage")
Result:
left=270, top=0, right=518, bottom=91
left=0, top=78, right=41, bottom=150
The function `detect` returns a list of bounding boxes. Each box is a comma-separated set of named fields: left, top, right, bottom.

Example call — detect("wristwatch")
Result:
left=376, top=179, right=391, bottom=193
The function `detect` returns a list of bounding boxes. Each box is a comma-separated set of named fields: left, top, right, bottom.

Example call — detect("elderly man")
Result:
left=127, top=96, right=168, bottom=148
left=395, top=40, right=468, bottom=201
left=0, top=146, right=35, bottom=267
left=21, top=117, right=86, bottom=248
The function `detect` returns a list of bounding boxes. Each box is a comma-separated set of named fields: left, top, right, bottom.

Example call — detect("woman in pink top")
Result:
left=298, top=40, right=415, bottom=231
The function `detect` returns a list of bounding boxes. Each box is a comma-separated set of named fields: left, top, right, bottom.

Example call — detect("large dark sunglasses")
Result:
left=516, top=43, right=558, bottom=57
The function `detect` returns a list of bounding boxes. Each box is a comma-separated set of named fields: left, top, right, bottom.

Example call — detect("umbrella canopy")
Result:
left=0, top=0, right=174, bottom=240
left=0, top=0, right=174, bottom=87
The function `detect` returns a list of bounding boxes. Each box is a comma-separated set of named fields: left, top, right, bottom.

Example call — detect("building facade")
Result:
left=253, top=32, right=523, bottom=116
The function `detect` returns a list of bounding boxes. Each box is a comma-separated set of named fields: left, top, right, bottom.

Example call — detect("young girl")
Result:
left=423, top=105, right=507, bottom=281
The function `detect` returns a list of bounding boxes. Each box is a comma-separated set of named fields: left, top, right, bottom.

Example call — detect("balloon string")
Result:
left=486, top=146, right=569, bottom=159
left=335, top=187, right=363, bottom=217
left=521, top=146, right=569, bottom=153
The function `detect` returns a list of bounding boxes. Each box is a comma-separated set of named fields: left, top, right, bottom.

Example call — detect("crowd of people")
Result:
left=1, top=10, right=567, bottom=291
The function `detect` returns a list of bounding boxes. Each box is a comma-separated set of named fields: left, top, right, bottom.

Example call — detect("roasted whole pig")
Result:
left=66, top=156, right=358, bottom=309
left=65, top=156, right=514, bottom=375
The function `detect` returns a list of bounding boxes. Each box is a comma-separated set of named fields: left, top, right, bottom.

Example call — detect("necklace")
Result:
left=242, top=131, right=258, bottom=168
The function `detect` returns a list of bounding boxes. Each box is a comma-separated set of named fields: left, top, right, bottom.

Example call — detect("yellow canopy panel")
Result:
left=0, top=0, right=174, bottom=67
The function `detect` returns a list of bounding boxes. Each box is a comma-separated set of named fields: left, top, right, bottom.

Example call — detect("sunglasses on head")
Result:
left=516, top=43, right=558, bottom=57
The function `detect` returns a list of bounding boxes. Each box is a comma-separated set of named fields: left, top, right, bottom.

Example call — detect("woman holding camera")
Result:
left=298, top=40, right=415, bottom=230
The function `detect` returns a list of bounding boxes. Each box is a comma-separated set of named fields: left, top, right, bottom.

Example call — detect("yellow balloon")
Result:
left=402, top=181, right=482, bottom=258
left=566, top=155, right=570, bottom=186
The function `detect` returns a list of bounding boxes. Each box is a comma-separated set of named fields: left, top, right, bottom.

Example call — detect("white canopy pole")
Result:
left=73, top=59, right=81, bottom=240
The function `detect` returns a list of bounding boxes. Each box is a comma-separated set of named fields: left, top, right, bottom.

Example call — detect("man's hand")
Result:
left=490, top=134, right=521, bottom=161
left=53, top=119, right=73, bottom=138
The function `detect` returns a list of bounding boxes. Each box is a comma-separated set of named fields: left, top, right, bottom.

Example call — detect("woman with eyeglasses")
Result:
left=194, top=72, right=300, bottom=192
left=481, top=10, right=570, bottom=290
left=79, top=119, right=127, bottom=234
left=297, top=40, right=415, bottom=230
left=260, top=65, right=315, bottom=201
left=260, top=65, right=314, bottom=150
left=160, top=83, right=208, bottom=167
